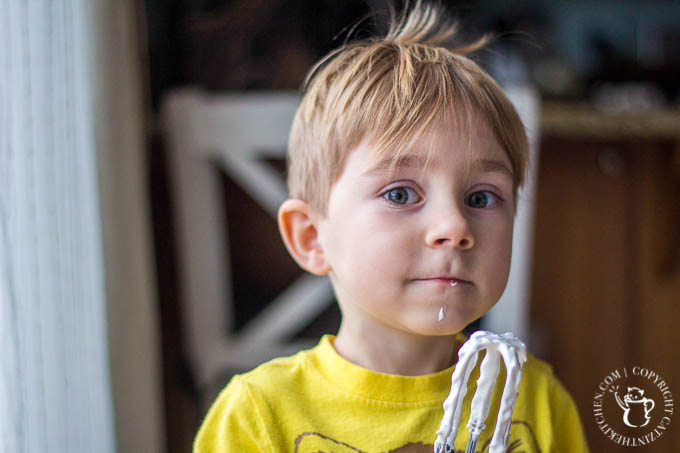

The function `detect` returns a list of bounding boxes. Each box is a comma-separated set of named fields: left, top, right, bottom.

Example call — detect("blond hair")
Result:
left=287, top=0, right=528, bottom=213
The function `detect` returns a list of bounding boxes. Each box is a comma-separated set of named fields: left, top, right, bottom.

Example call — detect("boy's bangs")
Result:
left=347, top=57, right=479, bottom=175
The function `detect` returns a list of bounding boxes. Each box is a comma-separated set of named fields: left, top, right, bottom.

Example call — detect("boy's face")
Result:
left=315, top=117, right=515, bottom=337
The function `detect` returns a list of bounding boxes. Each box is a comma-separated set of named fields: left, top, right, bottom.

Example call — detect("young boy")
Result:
left=195, top=2, right=589, bottom=452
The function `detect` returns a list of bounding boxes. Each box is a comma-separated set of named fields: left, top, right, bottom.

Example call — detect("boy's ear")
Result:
left=277, top=199, right=330, bottom=275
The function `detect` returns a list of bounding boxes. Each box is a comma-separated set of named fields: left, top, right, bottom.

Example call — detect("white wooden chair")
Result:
left=161, top=89, right=334, bottom=394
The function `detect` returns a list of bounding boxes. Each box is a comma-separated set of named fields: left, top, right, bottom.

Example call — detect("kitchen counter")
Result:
left=541, top=101, right=680, bottom=140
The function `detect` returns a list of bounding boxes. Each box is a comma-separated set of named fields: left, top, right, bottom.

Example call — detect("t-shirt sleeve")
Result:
left=194, top=376, right=270, bottom=453
left=549, top=376, right=591, bottom=453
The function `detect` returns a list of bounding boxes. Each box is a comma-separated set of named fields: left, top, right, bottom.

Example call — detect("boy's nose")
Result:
left=425, top=207, right=475, bottom=250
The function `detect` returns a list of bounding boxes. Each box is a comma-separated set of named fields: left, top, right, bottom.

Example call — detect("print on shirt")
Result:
left=294, top=420, right=542, bottom=453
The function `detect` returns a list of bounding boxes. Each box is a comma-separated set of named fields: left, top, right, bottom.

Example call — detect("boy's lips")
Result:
left=414, top=276, right=471, bottom=285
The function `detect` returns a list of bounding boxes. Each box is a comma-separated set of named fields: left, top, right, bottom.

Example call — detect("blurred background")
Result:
left=1, top=1, right=679, bottom=452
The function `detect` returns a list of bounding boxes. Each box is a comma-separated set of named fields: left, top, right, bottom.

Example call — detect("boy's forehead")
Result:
left=359, top=122, right=512, bottom=177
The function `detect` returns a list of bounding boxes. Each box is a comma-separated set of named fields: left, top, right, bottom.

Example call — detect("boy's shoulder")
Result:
left=523, top=352, right=556, bottom=379
left=194, top=341, right=327, bottom=452
left=520, top=351, right=565, bottom=394
left=230, top=336, right=328, bottom=390
left=518, top=352, right=579, bottom=414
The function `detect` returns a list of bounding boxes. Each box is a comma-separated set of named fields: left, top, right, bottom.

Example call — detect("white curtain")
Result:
left=0, top=1, right=163, bottom=452
left=0, top=1, right=116, bottom=452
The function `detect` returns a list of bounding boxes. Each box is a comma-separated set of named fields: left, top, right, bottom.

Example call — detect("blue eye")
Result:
left=465, top=191, right=502, bottom=209
left=383, top=187, right=421, bottom=205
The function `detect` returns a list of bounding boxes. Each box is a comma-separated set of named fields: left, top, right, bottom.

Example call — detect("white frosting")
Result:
left=438, top=306, right=445, bottom=321
left=434, top=331, right=527, bottom=453
left=449, top=280, right=458, bottom=287
left=468, top=348, right=500, bottom=436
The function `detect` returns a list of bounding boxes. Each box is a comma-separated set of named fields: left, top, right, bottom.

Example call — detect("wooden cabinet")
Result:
left=531, top=104, right=680, bottom=452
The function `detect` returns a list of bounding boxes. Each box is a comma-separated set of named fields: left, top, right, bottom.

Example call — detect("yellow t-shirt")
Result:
left=195, top=335, right=589, bottom=453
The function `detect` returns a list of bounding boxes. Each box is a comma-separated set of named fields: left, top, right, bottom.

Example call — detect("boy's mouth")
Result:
left=416, top=277, right=471, bottom=286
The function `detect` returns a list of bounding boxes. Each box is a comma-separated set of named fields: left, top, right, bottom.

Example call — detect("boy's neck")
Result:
left=333, top=322, right=460, bottom=376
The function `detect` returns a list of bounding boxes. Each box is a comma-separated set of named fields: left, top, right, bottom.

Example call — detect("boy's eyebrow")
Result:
left=473, top=159, right=514, bottom=178
left=363, top=155, right=431, bottom=176
left=363, top=156, right=513, bottom=178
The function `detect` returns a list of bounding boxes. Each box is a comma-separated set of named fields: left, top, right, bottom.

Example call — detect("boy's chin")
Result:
left=404, top=307, right=483, bottom=336
left=405, top=319, right=469, bottom=337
